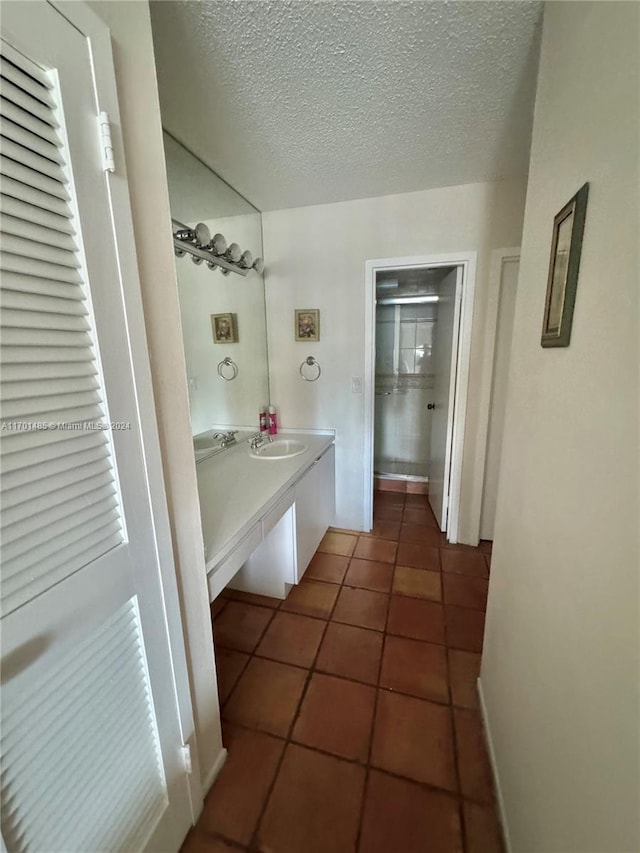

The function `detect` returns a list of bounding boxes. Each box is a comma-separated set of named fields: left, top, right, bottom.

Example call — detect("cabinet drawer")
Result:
left=262, top=488, right=294, bottom=539
left=207, top=521, right=262, bottom=600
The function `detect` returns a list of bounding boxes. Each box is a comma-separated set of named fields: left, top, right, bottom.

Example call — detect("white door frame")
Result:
left=363, top=252, right=477, bottom=543
left=47, top=0, right=205, bottom=818
left=469, top=247, right=521, bottom=541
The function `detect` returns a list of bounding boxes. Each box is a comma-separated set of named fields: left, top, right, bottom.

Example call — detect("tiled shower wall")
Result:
left=374, top=304, right=437, bottom=477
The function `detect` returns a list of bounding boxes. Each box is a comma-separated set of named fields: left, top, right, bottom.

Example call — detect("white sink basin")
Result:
left=193, top=432, right=226, bottom=463
left=194, top=433, right=218, bottom=451
left=251, top=438, right=309, bottom=460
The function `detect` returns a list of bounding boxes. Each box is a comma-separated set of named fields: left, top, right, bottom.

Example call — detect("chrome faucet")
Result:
left=213, top=430, right=237, bottom=448
left=248, top=432, right=273, bottom=450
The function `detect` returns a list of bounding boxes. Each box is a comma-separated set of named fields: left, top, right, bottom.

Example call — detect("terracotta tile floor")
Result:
left=182, top=492, right=502, bottom=853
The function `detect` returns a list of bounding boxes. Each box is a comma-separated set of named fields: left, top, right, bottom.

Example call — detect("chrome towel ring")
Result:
left=299, top=356, right=321, bottom=382
left=217, top=357, right=238, bottom=381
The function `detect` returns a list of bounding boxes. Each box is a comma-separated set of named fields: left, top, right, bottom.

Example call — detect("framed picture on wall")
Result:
left=211, top=312, right=238, bottom=343
left=295, top=309, right=320, bottom=342
left=541, top=182, right=589, bottom=348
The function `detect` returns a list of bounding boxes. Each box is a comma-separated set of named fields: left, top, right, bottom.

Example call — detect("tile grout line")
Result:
left=354, top=550, right=393, bottom=851
left=215, top=594, right=484, bottom=696
left=219, top=643, right=481, bottom=711
left=443, top=570, right=468, bottom=852
left=246, top=552, right=349, bottom=853
left=215, top=564, right=485, bottom=698
left=216, top=601, right=280, bottom=715
left=208, top=714, right=496, bottom=810
left=256, top=539, right=367, bottom=849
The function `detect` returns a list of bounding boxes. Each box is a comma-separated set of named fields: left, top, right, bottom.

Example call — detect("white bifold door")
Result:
left=428, top=267, right=462, bottom=532
left=1, top=4, right=193, bottom=851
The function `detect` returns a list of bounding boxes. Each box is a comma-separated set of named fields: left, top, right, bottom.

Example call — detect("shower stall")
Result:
left=373, top=266, right=456, bottom=483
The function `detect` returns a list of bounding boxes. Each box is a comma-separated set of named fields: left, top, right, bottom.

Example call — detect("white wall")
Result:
left=480, top=3, right=639, bottom=851
left=262, top=179, right=527, bottom=536
left=89, top=0, right=224, bottom=801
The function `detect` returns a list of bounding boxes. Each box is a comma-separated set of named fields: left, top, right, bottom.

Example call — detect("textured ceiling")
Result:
left=150, top=1, right=542, bottom=211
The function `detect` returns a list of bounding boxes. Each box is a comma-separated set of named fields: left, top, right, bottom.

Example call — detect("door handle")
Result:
left=427, top=403, right=435, bottom=410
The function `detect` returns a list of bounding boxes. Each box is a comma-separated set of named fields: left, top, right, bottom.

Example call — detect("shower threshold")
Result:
left=375, top=473, right=429, bottom=484
left=374, top=461, right=429, bottom=482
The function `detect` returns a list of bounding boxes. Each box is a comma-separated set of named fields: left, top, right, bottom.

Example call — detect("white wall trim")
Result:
left=363, top=252, right=477, bottom=542
left=446, top=254, right=477, bottom=543
left=202, top=747, right=228, bottom=798
left=477, top=677, right=512, bottom=853
left=469, top=247, right=520, bottom=542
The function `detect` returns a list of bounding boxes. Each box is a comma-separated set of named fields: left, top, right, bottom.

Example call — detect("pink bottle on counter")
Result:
left=268, top=405, right=278, bottom=435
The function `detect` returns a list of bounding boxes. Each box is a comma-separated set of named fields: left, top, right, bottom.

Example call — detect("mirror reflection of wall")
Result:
left=163, top=133, right=269, bottom=434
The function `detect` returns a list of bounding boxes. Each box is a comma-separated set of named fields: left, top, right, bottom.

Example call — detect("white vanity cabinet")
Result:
left=294, top=444, right=336, bottom=580
left=201, top=434, right=335, bottom=602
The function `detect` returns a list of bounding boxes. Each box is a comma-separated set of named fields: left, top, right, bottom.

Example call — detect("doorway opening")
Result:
left=364, top=253, right=477, bottom=542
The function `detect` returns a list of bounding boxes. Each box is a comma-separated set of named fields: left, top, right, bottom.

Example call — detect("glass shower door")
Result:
left=374, top=298, right=437, bottom=480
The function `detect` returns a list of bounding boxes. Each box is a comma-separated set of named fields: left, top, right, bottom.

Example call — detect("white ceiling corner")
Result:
left=150, top=0, right=543, bottom=212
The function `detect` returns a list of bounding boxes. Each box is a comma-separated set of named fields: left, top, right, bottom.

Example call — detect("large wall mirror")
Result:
left=163, top=133, right=269, bottom=434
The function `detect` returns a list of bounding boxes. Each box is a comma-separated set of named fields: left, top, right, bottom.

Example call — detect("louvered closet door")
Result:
left=0, top=5, right=192, bottom=852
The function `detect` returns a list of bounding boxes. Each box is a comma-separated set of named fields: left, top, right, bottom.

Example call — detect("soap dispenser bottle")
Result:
left=259, top=406, right=268, bottom=433
left=268, top=405, right=278, bottom=435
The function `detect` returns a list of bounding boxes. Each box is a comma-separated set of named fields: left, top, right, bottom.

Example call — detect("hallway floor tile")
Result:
left=183, top=492, right=502, bottom=853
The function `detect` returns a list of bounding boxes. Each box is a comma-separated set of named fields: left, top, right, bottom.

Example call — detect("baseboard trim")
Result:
left=202, top=746, right=228, bottom=796
left=477, top=677, right=512, bottom=853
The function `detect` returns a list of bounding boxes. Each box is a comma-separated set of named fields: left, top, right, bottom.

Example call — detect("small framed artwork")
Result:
left=211, top=312, right=238, bottom=344
left=541, top=182, right=589, bottom=348
left=295, top=309, right=320, bottom=342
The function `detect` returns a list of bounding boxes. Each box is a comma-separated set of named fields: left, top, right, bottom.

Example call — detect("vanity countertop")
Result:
left=196, top=431, right=335, bottom=573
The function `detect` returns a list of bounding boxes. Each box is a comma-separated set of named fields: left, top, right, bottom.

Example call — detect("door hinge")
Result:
left=180, top=743, right=193, bottom=775
left=97, top=111, right=115, bottom=174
